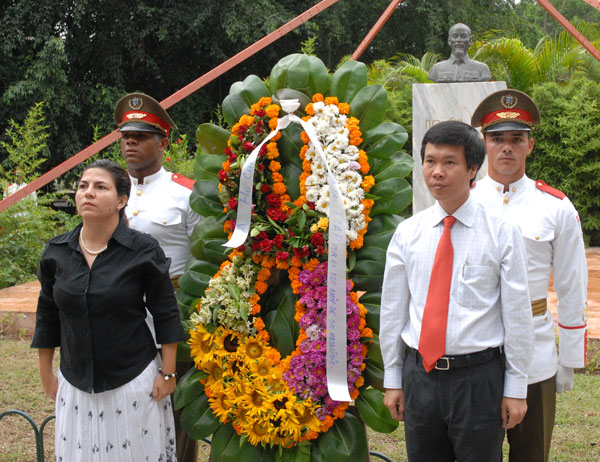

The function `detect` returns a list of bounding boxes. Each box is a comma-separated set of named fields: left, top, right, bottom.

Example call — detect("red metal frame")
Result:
left=351, top=0, right=403, bottom=60
left=536, top=0, right=600, bottom=62
left=581, top=0, right=600, bottom=11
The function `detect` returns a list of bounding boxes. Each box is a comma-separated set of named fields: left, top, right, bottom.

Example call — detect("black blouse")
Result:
left=31, top=220, right=185, bottom=393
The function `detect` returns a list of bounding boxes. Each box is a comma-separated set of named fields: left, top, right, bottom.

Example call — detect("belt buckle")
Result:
left=435, top=357, right=450, bottom=370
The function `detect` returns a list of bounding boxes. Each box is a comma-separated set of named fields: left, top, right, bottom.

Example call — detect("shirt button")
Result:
left=535, top=235, right=540, bottom=240
left=496, top=186, right=502, bottom=192
left=133, top=210, right=139, bottom=216
left=163, top=220, right=167, bottom=224
left=503, top=197, right=509, bottom=204
left=512, top=187, right=516, bottom=192
left=136, top=189, right=143, bottom=196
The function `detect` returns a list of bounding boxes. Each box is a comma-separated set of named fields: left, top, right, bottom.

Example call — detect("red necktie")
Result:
left=418, top=216, right=457, bottom=372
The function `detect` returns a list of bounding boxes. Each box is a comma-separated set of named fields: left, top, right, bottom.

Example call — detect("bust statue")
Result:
left=428, top=23, right=491, bottom=83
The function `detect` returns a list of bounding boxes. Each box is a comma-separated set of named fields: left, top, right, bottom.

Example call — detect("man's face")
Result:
left=483, top=130, right=534, bottom=184
left=422, top=143, right=477, bottom=214
left=120, top=131, right=168, bottom=177
left=448, top=25, right=472, bottom=58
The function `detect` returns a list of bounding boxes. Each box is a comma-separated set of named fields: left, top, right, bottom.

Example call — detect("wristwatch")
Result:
left=158, top=368, right=177, bottom=381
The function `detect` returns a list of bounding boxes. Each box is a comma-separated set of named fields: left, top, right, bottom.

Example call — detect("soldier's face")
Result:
left=484, top=130, right=534, bottom=184
left=120, top=131, right=168, bottom=176
left=448, top=26, right=472, bottom=57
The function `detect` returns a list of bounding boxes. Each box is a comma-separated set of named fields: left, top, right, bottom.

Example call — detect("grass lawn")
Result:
left=1, top=337, right=599, bottom=461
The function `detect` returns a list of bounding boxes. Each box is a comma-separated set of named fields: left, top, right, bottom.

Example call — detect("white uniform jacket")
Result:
left=125, top=168, right=201, bottom=277
left=473, top=175, right=588, bottom=384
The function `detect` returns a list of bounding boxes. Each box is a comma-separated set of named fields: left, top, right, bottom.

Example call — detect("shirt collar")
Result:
left=62, top=219, right=135, bottom=251
left=484, top=173, right=529, bottom=193
left=430, top=195, right=476, bottom=228
left=129, top=167, right=166, bottom=186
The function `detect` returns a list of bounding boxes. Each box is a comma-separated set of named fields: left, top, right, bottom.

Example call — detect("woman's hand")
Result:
left=152, top=373, right=176, bottom=401
left=38, top=348, right=58, bottom=401
left=41, top=373, right=58, bottom=401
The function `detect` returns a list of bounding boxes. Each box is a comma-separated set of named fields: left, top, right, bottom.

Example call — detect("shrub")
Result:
left=529, top=73, right=600, bottom=245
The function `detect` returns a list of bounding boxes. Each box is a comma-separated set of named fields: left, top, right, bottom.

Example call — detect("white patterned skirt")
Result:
left=54, top=356, right=177, bottom=462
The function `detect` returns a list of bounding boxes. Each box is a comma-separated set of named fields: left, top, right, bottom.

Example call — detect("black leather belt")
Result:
left=410, top=347, right=502, bottom=371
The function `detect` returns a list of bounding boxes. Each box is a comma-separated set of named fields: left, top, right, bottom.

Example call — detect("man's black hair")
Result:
left=420, top=120, right=485, bottom=184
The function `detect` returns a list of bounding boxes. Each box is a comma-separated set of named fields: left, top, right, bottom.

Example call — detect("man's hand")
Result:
left=501, top=397, right=527, bottom=429
left=383, top=389, right=405, bottom=421
left=152, top=374, right=176, bottom=401
left=556, top=365, right=575, bottom=394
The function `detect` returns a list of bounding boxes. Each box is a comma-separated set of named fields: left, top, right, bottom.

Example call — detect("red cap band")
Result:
left=481, top=108, right=533, bottom=129
left=121, top=110, right=170, bottom=135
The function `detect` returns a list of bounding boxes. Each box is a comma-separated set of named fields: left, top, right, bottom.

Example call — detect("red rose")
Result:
left=224, top=147, right=233, bottom=156
left=260, top=184, right=271, bottom=193
left=228, top=152, right=238, bottom=162
left=257, top=164, right=266, bottom=172
left=276, top=251, right=289, bottom=261
left=273, top=234, right=284, bottom=249
left=311, top=233, right=324, bottom=247
left=257, top=231, right=269, bottom=240
left=228, top=197, right=238, bottom=210
left=255, top=126, right=263, bottom=134
left=237, top=125, right=248, bottom=135
left=259, top=239, right=273, bottom=252
left=251, top=241, right=261, bottom=251
left=266, top=193, right=281, bottom=207
left=255, top=109, right=266, bottom=117
left=259, top=144, right=267, bottom=156
left=256, top=120, right=264, bottom=129
left=293, top=246, right=310, bottom=258
left=267, top=207, right=281, bottom=221
left=218, top=170, right=228, bottom=182
left=315, top=246, right=324, bottom=255
left=230, top=220, right=236, bottom=229
left=242, top=141, right=255, bottom=152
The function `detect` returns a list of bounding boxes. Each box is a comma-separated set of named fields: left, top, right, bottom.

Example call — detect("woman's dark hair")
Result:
left=82, top=159, right=130, bottom=219
left=420, top=120, right=486, bottom=185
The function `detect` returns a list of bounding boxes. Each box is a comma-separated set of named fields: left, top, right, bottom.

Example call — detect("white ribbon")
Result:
left=224, top=99, right=351, bottom=402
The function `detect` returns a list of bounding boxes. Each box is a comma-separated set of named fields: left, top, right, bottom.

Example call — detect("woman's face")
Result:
left=75, top=168, right=127, bottom=220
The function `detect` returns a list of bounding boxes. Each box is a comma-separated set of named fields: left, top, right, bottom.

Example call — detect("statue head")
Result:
left=448, top=23, right=472, bottom=59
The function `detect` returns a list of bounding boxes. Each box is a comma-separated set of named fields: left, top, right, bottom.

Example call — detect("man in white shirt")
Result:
left=471, top=89, right=588, bottom=462
left=114, top=92, right=201, bottom=462
left=381, top=120, right=533, bottom=461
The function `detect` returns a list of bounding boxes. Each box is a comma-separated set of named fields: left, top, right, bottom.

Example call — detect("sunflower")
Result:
left=238, top=335, right=265, bottom=360
left=208, top=391, right=234, bottom=424
left=188, top=325, right=214, bottom=365
left=213, top=328, right=242, bottom=356
left=250, top=356, right=274, bottom=378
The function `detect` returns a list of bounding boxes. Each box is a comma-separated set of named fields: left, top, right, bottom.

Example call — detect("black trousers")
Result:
left=403, top=348, right=505, bottom=462
left=507, top=375, right=557, bottom=462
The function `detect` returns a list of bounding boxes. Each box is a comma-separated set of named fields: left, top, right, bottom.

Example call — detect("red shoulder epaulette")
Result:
left=535, top=180, right=565, bottom=199
left=171, top=173, right=195, bottom=190
left=470, top=181, right=477, bottom=189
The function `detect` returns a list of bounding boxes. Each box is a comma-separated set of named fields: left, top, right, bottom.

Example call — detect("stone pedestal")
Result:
left=412, top=81, right=507, bottom=213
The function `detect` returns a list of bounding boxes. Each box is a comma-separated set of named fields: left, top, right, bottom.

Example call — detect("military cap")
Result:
left=471, top=89, right=540, bottom=133
left=114, top=93, right=177, bottom=137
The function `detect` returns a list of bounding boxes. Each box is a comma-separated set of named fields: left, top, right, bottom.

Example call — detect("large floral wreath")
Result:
left=175, top=54, right=413, bottom=462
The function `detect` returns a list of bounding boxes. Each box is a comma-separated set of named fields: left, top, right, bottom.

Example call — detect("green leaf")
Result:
left=367, top=334, right=383, bottom=365
left=276, top=442, right=311, bottom=462
left=190, top=179, right=225, bottom=217
left=363, top=357, right=384, bottom=391
left=264, top=284, right=298, bottom=358
left=194, top=152, right=227, bottom=181
left=269, top=54, right=329, bottom=97
left=196, top=123, right=231, bottom=155
left=360, top=290, right=381, bottom=335
left=355, top=388, right=399, bottom=433
left=222, top=93, right=250, bottom=127
left=362, top=122, right=409, bottom=160
left=329, top=60, right=368, bottom=104
left=349, top=85, right=387, bottom=133
left=351, top=259, right=385, bottom=292
left=174, top=367, right=205, bottom=410
left=362, top=214, right=403, bottom=250
left=179, top=258, right=219, bottom=296
left=297, top=210, right=306, bottom=231
left=210, top=424, right=276, bottom=462
left=281, top=163, right=302, bottom=201
left=314, top=412, right=367, bottom=462
left=180, top=393, right=220, bottom=440
left=369, top=178, right=412, bottom=216
left=371, top=152, right=414, bottom=182
left=230, top=74, right=271, bottom=107
left=277, top=123, right=303, bottom=170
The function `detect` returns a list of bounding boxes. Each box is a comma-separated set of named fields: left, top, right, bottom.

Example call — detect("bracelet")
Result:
left=158, top=368, right=177, bottom=381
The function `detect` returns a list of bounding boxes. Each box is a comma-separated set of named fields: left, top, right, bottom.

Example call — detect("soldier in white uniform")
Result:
left=470, top=89, right=588, bottom=462
left=114, top=92, right=201, bottom=462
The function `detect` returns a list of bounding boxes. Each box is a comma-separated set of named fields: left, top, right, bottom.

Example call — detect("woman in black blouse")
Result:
left=31, top=159, right=185, bottom=461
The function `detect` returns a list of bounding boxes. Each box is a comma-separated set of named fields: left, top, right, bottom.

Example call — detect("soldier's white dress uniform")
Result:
left=125, top=167, right=200, bottom=278
left=473, top=174, right=588, bottom=383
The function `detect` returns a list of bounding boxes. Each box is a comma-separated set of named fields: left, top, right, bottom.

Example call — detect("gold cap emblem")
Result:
left=501, top=94, right=518, bottom=109
left=128, top=96, right=144, bottom=110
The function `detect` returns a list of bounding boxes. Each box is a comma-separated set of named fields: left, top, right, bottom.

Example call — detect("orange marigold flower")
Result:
left=291, top=279, right=303, bottom=294
left=240, top=114, right=255, bottom=127
left=222, top=160, right=230, bottom=172
left=272, top=131, right=281, bottom=141
left=324, top=96, right=339, bottom=106
left=312, top=93, right=324, bottom=103
left=355, top=376, right=365, bottom=389
left=290, top=257, right=302, bottom=268
left=303, top=258, right=320, bottom=271
left=266, top=142, right=279, bottom=159
left=249, top=103, right=261, bottom=115
left=362, top=198, right=375, bottom=209
left=276, top=260, right=289, bottom=270
left=300, top=130, right=309, bottom=144
left=305, top=103, right=315, bottom=116
left=299, top=145, right=308, bottom=159
left=224, top=220, right=232, bottom=232
left=248, top=293, right=261, bottom=305
left=265, top=104, right=280, bottom=118
left=253, top=317, right=265, bottom=331
left=294, top=196, right=307, bottom=208
left=361, top=327, right=374, bottom=338
left=257, top=267, right=271, bottom=281
left=232, top=123, right=241, bottom=135
left=250, top=304, right=261, bottom=315
left=251, top=253, right=263, bottom=264
left=272, top=182, right=286, bottom=195
left=271, top=172, right=284, bottom=183
left=302, top=159, right=312, bottom=172
left=362, top=175, right=375, bottom=190
left=269, top=117, right=279, bottom=130
left=350, top=388, right=360, bottom=400
left=261, top=256, right=275, bottom=268
left=269, top=160, right=281, bottom=172
left=349, top=235, right=364, bottom=250
left=255, top=281, right=268, bottom=294
left=338, top=102, right=350, bottom=114
left=258, top=96, right=272, bottom=107
left=257, top=329, right=270, bottom=342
